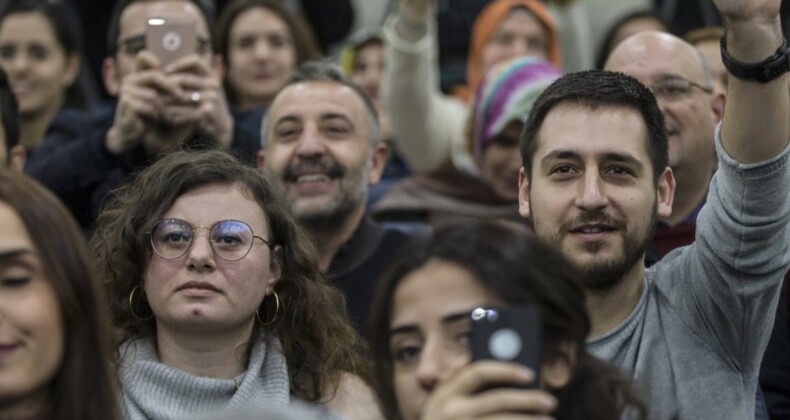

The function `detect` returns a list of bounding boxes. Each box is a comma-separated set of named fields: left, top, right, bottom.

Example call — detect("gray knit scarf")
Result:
left=118, top=332, right=337, bottom=420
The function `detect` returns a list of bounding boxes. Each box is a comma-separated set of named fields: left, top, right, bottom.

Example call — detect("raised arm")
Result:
left=715, top=0, right=789, bottom=163
left=382, top=0, right=469, bottom=173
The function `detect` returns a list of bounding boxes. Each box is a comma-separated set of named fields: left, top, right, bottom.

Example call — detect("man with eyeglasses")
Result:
left=602, top=24, right=790, bottom=420
left=24, top=0, right=259, bottom=233
left=604, top=31, right=726, bottom=263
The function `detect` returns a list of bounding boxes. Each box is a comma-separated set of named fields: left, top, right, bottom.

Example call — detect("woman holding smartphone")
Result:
left=368, top=221, right=644, bottom=419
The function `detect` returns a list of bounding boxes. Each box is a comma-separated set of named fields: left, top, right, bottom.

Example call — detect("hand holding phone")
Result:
left=421, top=361, right=556, bottom=419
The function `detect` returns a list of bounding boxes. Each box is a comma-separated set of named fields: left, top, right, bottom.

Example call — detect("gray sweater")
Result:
left=588, top=129, right=790, bottom=419
left=118, top=333, right=341, bottom=420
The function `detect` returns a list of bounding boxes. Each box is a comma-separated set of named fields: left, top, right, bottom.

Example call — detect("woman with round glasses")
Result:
left=92, top=149, right=379, bottom=419
left=368, top=221, right=645, bottom=420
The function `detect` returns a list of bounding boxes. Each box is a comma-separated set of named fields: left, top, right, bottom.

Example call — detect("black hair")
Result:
left=0, top=67, right=19, bottom=158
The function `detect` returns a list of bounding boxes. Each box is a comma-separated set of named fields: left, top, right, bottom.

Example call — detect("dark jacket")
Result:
left=26, top=102, right=261, bottom=233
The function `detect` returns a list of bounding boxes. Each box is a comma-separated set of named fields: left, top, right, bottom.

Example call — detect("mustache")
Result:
left=561, top=209, right=624, bottom=233
left=282, top=159, right=345, bottom=182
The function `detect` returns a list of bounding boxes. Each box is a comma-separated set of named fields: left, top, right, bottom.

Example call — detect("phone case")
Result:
left=146, top=17, right=196, bottom=66
left=471, top=306, right=542, bottom=389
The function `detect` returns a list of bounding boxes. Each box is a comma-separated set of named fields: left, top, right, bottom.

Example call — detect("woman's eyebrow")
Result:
left=0, top=248, right=32, bottom=262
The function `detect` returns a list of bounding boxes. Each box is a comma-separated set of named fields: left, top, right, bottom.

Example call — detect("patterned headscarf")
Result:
left=470, top=56, right=562, bottom=166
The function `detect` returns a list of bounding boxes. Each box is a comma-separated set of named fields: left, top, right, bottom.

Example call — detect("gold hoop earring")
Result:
left=257, top=290, right=280, bottom=326
left=129, top=285, right=154, bottom=321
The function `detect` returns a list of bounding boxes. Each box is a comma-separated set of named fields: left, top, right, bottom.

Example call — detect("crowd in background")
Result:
left=0, top=0, right=788, bottom=419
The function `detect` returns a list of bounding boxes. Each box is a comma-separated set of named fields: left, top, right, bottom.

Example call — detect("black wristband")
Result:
left=720, top=36, right=789, bottom=83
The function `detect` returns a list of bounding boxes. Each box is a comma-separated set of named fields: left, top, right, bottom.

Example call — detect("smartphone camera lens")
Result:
left=488, top=328, right=523, bottom=360
left=162, top=32, right=182, bottom=51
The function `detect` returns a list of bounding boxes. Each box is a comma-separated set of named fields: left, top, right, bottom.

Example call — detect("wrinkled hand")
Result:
left=420, top=361, right=557, bottom=420
left=162, top=55, right=234, bottom=148
left=399, top=0, right=433, bottom=22
left=106, top=52, right=182, bottom=155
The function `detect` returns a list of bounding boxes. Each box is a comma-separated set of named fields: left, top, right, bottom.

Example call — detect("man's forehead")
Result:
left=270, top=82, right=367, bottom=121
left=120, top=0, right=210, bottom=38
left=535, top=103, right=650, bottom=158
left=605, top=32, right=705, bottom=82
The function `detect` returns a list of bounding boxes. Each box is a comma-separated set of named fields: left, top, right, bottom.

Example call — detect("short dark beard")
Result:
left=528, top=201, right=657, bottom=294
left=298, top=197, right=360, bottom=235
left=579, top=206, right=656, bottom=293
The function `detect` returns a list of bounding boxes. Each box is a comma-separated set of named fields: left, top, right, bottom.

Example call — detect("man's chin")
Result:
left=568, top=248, right=644, bottom=293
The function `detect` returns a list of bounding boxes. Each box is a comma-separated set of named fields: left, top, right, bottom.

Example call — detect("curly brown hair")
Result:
left=92, top=149, right=369, bottom=401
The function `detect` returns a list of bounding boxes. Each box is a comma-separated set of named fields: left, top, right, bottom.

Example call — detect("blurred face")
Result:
left=0, top=203, right=64, bottom=413
left=0, top=12, right=78, bottom=118
left=351, top=41, right=384, bottom=102
left=480, top=8, right=549, bottom=74
left=262, top=81, right=386, bottom=227
left=605, top=33, right=718, bottom=174
left=111, top=0, right=213, bottom=83
left=389, top=259, right=500, bottom=420
left=227, top=7, right=297, bottom=108
left=520, top=103, right=673, bottom=290
left=143, top=183, right=280, bottom=335
left=480, top=120, right=523, bottom=201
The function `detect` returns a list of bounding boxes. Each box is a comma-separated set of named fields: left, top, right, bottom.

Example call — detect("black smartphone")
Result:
left=470, top=305, right=542, bottom=389
left=146, top=16, right=196, bottom=66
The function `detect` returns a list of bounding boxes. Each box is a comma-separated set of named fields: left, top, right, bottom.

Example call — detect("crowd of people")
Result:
left=0, top=0, right=788, bottom=419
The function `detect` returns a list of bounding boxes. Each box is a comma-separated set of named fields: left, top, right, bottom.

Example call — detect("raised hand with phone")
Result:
left=24, top=0, right=261, bottom=234
left=368, top=222, right=645, bottom=420
left=105, top=7, right=233, bottom=156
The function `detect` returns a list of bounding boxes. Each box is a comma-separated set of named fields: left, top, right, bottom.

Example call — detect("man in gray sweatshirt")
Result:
left=517, top=0, right=790, bottom=417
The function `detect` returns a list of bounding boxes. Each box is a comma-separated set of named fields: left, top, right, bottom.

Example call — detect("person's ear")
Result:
left=256, top=150, right=266, bottom=174
left=656, top=167, right=675, bottom=220
left=541, top=342, right=577, bottom=390
left=102, top=57, right=120, bottom=96
left=9, top=145, right=26, bottom=172
left=518, top=167, right=531, bottom=219
left=212, top=54, right=225, bottom=79
left=367, top=141, right=389, bottom=186
left=62, top=54, right=81, bottom=88
left=710, top=90, right=725, bottom=124
left=267, top=244, right=283, bottom=289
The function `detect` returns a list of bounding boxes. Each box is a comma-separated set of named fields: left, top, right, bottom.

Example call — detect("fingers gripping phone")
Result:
left=146, top=17, right=196, bottom=66
left=471, top=306, right=542, bottom=389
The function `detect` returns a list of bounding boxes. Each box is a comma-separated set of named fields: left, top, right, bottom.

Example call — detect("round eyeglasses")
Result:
left=150, top=219, right=273, bottom=261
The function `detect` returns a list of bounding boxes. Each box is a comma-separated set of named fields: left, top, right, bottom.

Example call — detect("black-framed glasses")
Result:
left=648, top=76, right=713, bottom=102
left=150, top=219, right=272, bottom=261
left=117, top=34, right=211, bottom=57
